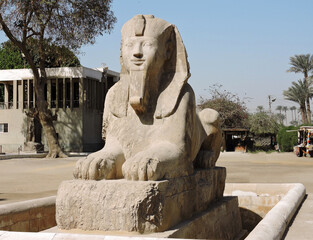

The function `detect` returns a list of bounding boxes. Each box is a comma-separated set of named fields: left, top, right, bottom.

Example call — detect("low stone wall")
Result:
left=225, top=183, right=306, bottom=240
left=0, top=183, right=306, bottom=240
left=0, top=196, right=56, bottom=232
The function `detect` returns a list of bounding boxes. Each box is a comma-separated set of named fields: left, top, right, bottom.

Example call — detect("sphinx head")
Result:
left=121, top=15, right=174, bottom=114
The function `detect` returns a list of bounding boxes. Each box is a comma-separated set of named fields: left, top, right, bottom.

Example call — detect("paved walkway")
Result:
left=0, top=156, right=79, bottom=205
left=0, top=152, right=312, bottom=238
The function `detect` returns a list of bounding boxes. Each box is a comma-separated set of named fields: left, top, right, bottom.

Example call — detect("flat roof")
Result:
left=0, top=66, right=120, bottom=82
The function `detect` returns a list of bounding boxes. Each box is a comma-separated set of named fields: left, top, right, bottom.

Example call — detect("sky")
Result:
left=1, top=0, right=313, bottom=117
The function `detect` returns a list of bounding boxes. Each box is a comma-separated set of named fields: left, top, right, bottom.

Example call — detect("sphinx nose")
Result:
left=133, top=43, right=143, bottom=58
left=133, top=52, right=143, bottom=58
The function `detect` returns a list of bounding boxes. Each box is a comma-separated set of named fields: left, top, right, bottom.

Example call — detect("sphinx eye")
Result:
left=125, top=42, right=133, bottom=47
left=143, top=41, right=153, bottom=47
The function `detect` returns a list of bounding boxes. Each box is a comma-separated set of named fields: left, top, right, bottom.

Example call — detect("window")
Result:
left=73, top=79, right=79, bottom=108
left=0, top=123, right=8, bottom=133
left=58, top=79, right=63, bottom=108
left=23, top=81, right=28, bottom=108
left=29, top=80, right=34, bottom=108
left=51, top=79, right=56, bottom=108
left=8, top=84, right=13, bottom=109
left=65, top=78, right=70, bottom=108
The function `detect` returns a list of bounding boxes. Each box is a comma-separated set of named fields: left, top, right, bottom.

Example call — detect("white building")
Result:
left=0, top=66, right=119, bottom=153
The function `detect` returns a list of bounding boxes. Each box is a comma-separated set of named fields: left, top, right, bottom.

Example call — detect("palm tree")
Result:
left=276, top=113, right=285, bottom=125
left=256, top=105, right=264, bottom=112
left=283, top=79, right=313, bottom=124
left=287, top=54, right=313, bottom=123
left=276, top=105, right=283, bottom=114
left=290, top=106, right=297, bottom=121
left=282, top=106, right=288, bottom=124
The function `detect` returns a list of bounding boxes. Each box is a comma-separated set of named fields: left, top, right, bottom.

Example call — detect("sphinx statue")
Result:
left=57, top=16, right=244, bottom=238
left=73, top=14, right=222, bottom=181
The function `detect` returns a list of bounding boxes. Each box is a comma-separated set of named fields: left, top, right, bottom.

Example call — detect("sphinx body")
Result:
left=73, top=15, right=222, bottom=181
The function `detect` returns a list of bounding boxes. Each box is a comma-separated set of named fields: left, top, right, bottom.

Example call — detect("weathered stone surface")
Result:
left=56, top=168, right=226, bottom=233
left=73, top=14, right=222, bottom=181
left=162, top=197, right=246, bottom=240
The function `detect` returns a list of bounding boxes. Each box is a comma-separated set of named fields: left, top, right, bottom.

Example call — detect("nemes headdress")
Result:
left=110, top=14, right=190, bottom=118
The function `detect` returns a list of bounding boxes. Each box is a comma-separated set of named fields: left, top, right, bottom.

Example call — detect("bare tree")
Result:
left=198, top=84, right=249, bottom=129
left=0, top=1, right=116, bottom=157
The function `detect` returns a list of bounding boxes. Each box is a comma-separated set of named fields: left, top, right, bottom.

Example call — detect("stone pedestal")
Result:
left=56, top=167, right=226, bottom=233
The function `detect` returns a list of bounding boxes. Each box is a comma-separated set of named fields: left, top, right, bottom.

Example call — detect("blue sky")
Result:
left=1, top=0, right=313, bottom=115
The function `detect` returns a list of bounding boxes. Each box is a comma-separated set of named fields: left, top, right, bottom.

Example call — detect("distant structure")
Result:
left=0, top=66, right=119, bottom=153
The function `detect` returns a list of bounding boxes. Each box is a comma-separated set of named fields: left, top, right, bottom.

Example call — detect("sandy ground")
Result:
left=0, top=156, right=79, bottom=205
left=217, top=152, right=313, bottom=194
left=1, top=151, right=312, bottom=204
left=0, top=152, right=313, bottom=238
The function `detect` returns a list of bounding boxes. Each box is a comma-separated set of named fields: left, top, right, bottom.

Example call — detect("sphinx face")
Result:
left=122, top=36, right=167, bottom=114
left=122, top=36, right=165, bottom=73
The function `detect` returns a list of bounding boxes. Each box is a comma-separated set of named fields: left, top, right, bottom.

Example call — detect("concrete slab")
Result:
left=0, top=231, right=55, bottom=240
left=285, top=194, right=313, bottom=240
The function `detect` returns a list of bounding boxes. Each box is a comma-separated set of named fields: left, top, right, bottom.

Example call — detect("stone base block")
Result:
left=153, top=196, right=246, bottom=240
left=56, top=167, right=226, bottom=233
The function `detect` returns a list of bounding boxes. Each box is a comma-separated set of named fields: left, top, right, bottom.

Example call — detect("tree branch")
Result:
left=0, top=13, right=39, bottom=85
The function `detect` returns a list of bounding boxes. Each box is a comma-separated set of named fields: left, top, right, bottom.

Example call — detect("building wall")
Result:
left=0, top=109, right=26, bottom=152
left=40, top=108, right=84, bottom=153
left=0, top=67, right=119, bottom=153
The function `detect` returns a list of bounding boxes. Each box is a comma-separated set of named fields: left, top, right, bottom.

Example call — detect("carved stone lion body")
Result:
left=73, top=15, right=222, bottom=181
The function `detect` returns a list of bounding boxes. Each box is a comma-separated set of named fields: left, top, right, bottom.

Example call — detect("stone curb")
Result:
left=0, top=196, right=56, bottom=215
left=0, top=153, right=47, bottom=160
left=245, top=183, right=306, bottom=240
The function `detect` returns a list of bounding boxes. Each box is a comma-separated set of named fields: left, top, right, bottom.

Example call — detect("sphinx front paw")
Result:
left=122, top=156, right=162, bottom=181
left=73, top=152, right=116, bottom=180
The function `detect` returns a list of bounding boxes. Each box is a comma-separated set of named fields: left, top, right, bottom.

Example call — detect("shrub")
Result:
left=277, top=126, right=298, bottom=152
left=249, top=111, right=280, bottom=135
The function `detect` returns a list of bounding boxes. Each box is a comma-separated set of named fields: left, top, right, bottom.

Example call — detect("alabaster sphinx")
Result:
left=73, top=14, right=222, bottom=181
left=57, top=16, right=245, bottom=238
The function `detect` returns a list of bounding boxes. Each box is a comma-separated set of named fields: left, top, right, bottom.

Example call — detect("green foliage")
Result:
left=0, top=0, right=116, bottom=50
left=283, top=79, right=312, bottom=124
left=0, top=40, right=80, bottom=69
left=0, top=42, right=25, bottom=69
left=277, top=126, right=298, bottom=152
left=198, top=84, right=249, bottom=129
left=286, top=54, right=313, bottom=124
left=287, top=54, right=313, bottom=75
left=249, top=111, right=280, bottom=136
